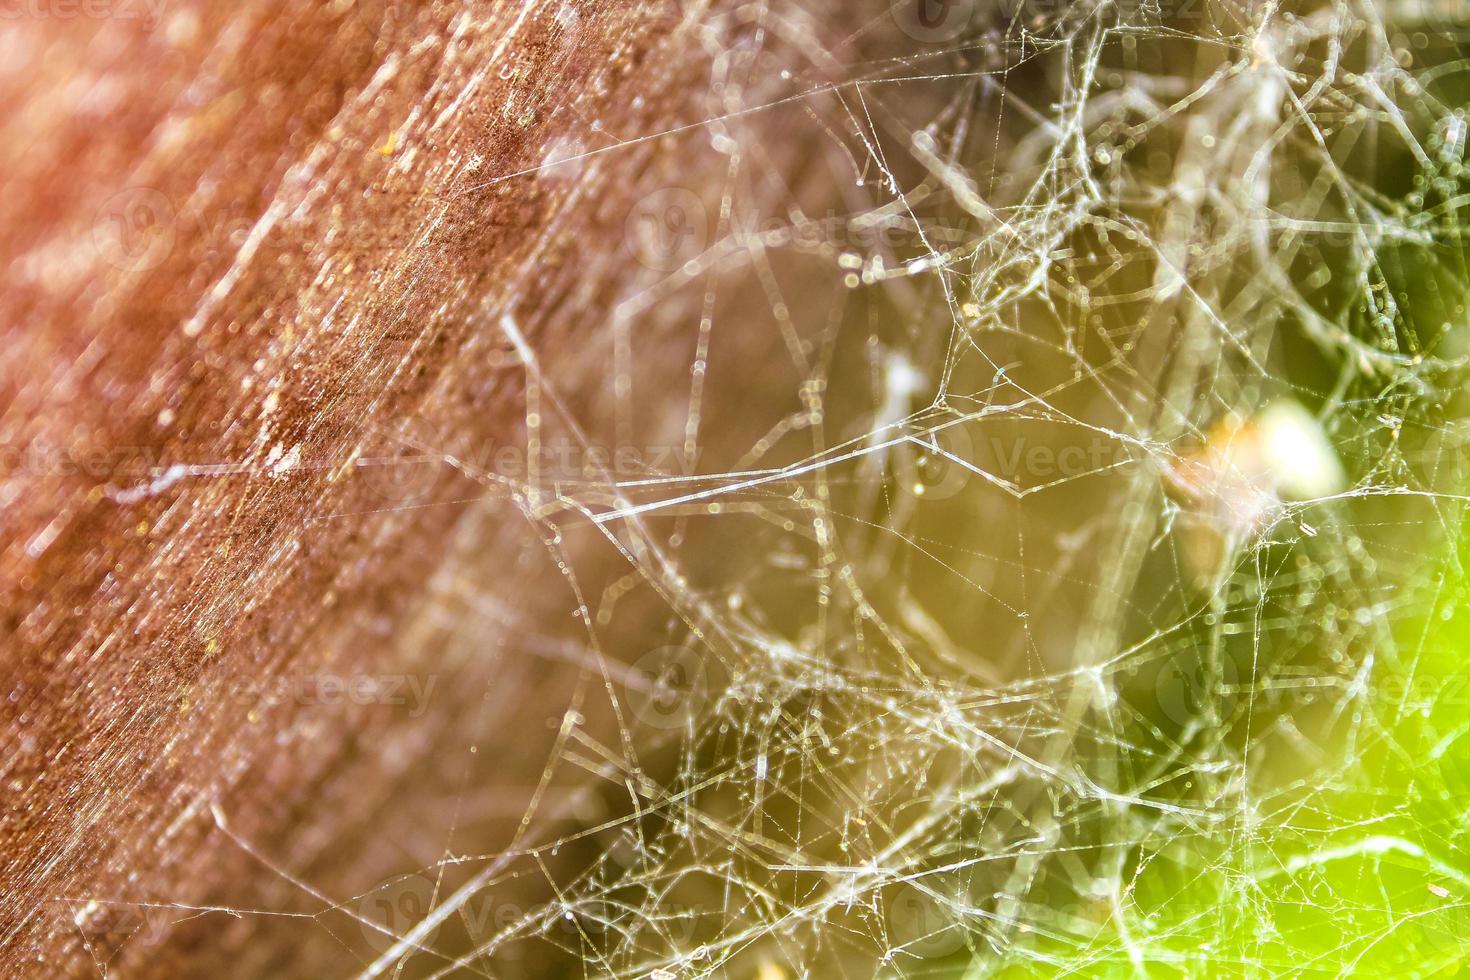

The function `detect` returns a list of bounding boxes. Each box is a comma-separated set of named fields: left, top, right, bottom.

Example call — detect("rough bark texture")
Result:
left=0, top=3, right=705, bottom=973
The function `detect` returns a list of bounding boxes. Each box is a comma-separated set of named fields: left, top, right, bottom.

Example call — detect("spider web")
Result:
left=82, top=0, right=1470, bottom=976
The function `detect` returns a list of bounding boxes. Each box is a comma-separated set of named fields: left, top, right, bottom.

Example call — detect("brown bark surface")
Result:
left=0, top=3, right=705, bottom=973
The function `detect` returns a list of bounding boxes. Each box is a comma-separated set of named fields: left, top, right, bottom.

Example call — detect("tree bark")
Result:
left=0, top=2, right=708, bottom=973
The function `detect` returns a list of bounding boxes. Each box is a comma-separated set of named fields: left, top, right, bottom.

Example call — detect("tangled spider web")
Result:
left=94, top=0, right=1470, bottom=976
